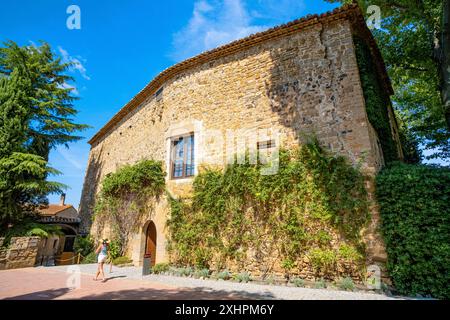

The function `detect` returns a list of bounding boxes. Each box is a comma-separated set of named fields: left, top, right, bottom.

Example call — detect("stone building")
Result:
left=79, top=5, right=402, bottom=272
left=36, top=194, right=80, bottom=266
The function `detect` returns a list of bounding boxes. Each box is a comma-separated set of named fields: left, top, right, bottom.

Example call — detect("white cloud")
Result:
left=170, top=0, right=308, bottom=61
left=58, top=46, right=91, bottom=80
left=171, top=0, right=268, bottom=61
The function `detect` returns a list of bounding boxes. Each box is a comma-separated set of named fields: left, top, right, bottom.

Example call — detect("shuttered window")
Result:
left=170, top=133, right=195, bottom=179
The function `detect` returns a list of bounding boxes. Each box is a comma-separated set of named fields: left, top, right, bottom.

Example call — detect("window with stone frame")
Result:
left=170, top=133, right=195, bottom=179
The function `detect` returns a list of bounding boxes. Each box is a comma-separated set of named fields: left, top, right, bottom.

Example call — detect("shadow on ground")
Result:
left=5, top=286, right=275, bottom=300
left=101, top=275, right=127, bottom=282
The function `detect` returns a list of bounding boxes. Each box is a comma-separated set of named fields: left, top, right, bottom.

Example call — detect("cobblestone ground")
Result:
left=0, top=264, right=405, bottom=300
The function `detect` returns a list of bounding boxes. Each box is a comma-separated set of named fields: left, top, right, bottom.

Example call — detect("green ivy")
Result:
left=94, top=160, right=166, bottom=255
left=354, top=36, right=399, bottom=164
left=376, top=162, right=450, bottom=299
left=167, top=138, right=370, bottom=278
left=100, top=160, right=165, bottom=198
left=108, top=239, right=122, bottom=260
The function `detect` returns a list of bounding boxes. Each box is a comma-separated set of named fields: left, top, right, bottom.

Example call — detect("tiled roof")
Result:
left=38, top=204, right=74, bottom=216
left=88, top=3, right=392, bottom=145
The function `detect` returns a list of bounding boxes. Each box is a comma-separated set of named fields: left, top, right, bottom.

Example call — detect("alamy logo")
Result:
left=366, top=264, right=381, bottom=290
left=66, top=5, right=81, bottom=30
left=366, top=5, right=381, bottom=30
left=66, top=265, right=81, bottom=289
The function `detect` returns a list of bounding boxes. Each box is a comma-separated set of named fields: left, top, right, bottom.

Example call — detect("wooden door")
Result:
left=144, top=221, right=157, bottom=266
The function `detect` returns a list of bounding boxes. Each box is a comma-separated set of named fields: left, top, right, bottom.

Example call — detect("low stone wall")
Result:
left=0, top=237, right=41, bottom=270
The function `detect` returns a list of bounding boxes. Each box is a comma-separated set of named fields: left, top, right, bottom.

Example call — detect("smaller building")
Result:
left=36, top=194, right=80, bottom=266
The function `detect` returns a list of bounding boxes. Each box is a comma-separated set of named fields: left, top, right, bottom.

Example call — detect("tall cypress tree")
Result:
left=0, top=41, right=88, bottom=231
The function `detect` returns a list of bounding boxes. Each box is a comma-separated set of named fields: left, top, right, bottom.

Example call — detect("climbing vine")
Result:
left=354, top=36, right=399, bottom=164
left=93, top=160, right=166, bottom=255
left=167, top=139, right=370, bottom=280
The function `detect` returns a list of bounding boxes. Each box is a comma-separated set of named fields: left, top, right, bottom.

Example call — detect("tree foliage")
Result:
left=0, top=40, right=88, bottom=232
left=376, top=162, right=450, bottom=299
left=328, top=0, right=450, bottom=159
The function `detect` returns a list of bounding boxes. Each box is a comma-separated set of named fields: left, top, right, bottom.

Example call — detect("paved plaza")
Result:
left=0, top=264, right=403, bottom=300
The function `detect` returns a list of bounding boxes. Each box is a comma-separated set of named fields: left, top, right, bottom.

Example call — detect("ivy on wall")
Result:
left=167, top=139, right=370, bottom=279
left=354, top=36, right=399, bottom=164
left=93, top=160, right=166, bottom=255
left=376, top=162, right=450, bottom=299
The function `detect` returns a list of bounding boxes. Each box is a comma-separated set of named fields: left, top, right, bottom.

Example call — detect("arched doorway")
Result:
left=144, top=221, right=157, bottom=266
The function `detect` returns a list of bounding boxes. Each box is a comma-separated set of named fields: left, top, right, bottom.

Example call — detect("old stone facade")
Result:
left=79, top=5, right=401, bottom=275
left=0, top=237, right=40, bottom=270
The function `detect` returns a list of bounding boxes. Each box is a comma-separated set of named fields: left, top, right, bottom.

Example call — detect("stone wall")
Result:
left=0, top=237, right=40, bottom=270
left=80, top=17, right=399, bottom=271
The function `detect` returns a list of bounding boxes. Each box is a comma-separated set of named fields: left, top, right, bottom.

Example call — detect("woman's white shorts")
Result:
left=98, top=254, right=107, bottom=263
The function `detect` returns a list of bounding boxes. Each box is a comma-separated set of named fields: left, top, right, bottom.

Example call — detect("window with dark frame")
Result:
left=155, top=87, right=163, bottom=102
left=170, top=133, right=195, bottom=179
left=257, top=140, right=276, bottom=163
left=257, top=140, right=276, bottom=150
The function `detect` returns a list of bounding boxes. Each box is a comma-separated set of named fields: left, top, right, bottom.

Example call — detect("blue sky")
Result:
left=1, top=1, right=447, bottom=208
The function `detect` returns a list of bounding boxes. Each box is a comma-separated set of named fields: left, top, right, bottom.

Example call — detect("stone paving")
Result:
left=0, top=264, right=406, bottom=300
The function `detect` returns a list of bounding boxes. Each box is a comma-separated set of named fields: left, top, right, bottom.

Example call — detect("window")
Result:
left=170, top=133, right=195, bottom=179
left=257, top=140, right=276, bottom=163
left=257, top=140, right=276, bottom=150
left=154, top=87, right=163, bottom=101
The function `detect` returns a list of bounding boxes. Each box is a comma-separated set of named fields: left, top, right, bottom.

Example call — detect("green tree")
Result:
left=328, top=0, right=450, bottom=159
left=398, top=119, right=423, bottom=164
left=0, top=40, right=88, bottom=231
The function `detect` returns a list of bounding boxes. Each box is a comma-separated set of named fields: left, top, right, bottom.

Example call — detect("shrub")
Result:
left=265, top=275, right=276, bottom=285
left=308, top=248, right=337, bottom=274
left=151, top=263, right=170, bottom=274
left=216, top=270, right=232, bottom=281
left=314, top=278, right=327, bottom=289
left=281, top=259, right=296, bottom=272
left=376, top=162, right=450, bottom=299
left=337, top=277, right=355, bottom=291
left=233, top=272, right=251, bottom=283
left=74, top=236, right=94, bottom=257
left=169, top=266, right=183, bottom=276
left=194, top=268, right=210, bottom=279
left=108, top=239, right=122, bottom=260
left=81, top=252, right=97, bottom=264
left=180, top=266, right=194, bottom=277
left=338, top=244, right=364, bottom=263
left=113, top=256, right=132, bottom=266
left=291, top=278, right=305, bottom=287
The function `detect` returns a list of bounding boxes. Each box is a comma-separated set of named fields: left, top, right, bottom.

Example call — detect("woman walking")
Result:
left=94, top=239, right=110, bottom=281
